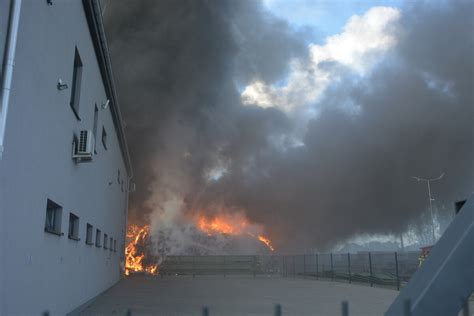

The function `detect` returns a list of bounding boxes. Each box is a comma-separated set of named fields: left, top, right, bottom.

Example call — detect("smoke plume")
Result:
left=105, top=0, right=473, bottom=252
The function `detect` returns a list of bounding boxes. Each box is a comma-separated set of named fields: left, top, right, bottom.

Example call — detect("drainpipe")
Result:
left=0, top=0, right=22, bottom=159
left=0, top=1, right=21, bottom=312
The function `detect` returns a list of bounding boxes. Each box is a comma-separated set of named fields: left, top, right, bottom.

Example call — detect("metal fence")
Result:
left=160, top=251, right=420, bottom=290
left=280, top=252, right=420, bottom=290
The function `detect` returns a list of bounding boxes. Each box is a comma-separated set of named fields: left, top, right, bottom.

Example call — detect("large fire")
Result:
left=125, top=225, right=158, bottom=276
left=196, top=214, right=275, bottom=252
left=124, top=214, right=274, bottom=276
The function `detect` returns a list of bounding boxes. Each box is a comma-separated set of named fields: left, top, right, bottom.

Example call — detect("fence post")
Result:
left=403, top=299, right=411, bottom=316
left=347, top=253, right=351, bottom=284
left=462, top=297, right=470, bottom=316
left=330, top=253, right=334, bottom=281
left=341, top=301, right=349, bottom=316
left=274, top=304, right=282, bottom=316
left=293, top=255, right=296, bottom=276
left=223, top=256, right=226, bottom=277
left=253, top=255, right=256, bottom=278
left=369, top=252, right=373, bottom=287
left=395, top=252, right=400, bottom=290
left=303, top=254, right=306, bottom=278
left=316, top=253, right=319, bottom=280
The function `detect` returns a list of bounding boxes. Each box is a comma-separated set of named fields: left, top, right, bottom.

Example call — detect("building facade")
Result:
left=0, top=0, right=132, bottom=314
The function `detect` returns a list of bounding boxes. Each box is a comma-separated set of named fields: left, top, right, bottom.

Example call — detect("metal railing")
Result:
left=160, top=252, right=420, bottom=290
left=280, top=252, right=420, bottom=290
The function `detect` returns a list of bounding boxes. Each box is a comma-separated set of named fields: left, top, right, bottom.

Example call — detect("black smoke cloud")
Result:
left=105, top=0, right=473, bottom=252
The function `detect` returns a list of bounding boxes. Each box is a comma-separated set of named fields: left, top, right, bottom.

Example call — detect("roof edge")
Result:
left=82, top=0, right=133, bottom=177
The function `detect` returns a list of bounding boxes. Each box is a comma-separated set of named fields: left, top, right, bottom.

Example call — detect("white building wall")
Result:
left=0, top=1, right=130, bottom=314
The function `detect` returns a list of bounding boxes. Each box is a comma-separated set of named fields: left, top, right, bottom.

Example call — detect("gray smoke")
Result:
left=105, top=0, right=473, bottom=252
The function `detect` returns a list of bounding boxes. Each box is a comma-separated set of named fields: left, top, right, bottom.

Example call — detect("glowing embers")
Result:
left=196, top=213, right=275, bottom=252
left=125, top=225, right=158, bottom=276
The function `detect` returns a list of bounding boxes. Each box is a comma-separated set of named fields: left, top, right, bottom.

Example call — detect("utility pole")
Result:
left=412, top=173, right=444, bottom=245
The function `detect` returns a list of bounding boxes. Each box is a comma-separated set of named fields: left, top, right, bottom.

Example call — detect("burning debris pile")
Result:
left=125, top=225, right=158, bottom=276
left=196, top=214, right=275, bottom=252
left=125, top=212, right=275, bottom=275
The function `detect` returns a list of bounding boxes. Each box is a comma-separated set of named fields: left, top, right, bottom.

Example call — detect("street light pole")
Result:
left=412, top=173, right=444, bottom=245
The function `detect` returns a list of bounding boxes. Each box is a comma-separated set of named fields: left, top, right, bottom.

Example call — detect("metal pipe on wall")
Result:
left=0, top=0, right=22, bottom=158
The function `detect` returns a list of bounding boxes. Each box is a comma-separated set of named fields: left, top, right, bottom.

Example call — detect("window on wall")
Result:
left=68, top=213, right=80, bottom=240
left=117, top=169, right=120, bottom=184
left=93, top=104, right=99, bottom=153
left=95, top=229, right=102, bottom=247
left=104, top=233, right=108, bottom=249
left=44, top=199, right=62, bottom=236
left=113, top=240, right=117, bottom=252
left=109, top=237, right=113, bottom=251
left=101, top=126, right=107, bottom=150
left=86, top=223, right=93, bottom=245
left=70, top=47, right=83, bottom=119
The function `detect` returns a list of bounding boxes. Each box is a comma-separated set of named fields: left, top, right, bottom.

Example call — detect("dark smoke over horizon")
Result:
left=104, top=0, right=473, bottom=252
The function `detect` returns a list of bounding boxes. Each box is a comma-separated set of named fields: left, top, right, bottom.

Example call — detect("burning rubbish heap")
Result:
left=196, top=214, right=275, bottom=251
left=125, top=213, right=274, bottom=276
left=125, top=225, right=158, bottom=276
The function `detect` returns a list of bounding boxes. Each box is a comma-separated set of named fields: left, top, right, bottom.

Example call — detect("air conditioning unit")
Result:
left=72, top=130, right=94, bottom=161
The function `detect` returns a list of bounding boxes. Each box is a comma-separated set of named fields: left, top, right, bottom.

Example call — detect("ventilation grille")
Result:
left=78, top=130, right=89, bottom=153
left=73, top=130, right=94, bottom=161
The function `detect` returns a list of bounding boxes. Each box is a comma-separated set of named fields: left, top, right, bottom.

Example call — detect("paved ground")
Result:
left=79, top=275, right=398, bottom=316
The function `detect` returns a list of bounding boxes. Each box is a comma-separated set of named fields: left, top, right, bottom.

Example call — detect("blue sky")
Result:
left=263, top=0, right=405, bottom=38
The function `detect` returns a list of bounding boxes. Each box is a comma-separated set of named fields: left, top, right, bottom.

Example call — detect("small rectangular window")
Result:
left=113, top=240, right=117, bottom=252
left=101, top=126, right=107, bottom=150
left=93, top=105, right=99, bottom=153
left=104, top=233, right=108, bottom=249
left=44, top=199, right=62, bottom=236
left=95, top=229, right=102, bottom=247
left=68, top=213, right=80, bottom=240
left=109, top=237, right=113, bottom=251
left=70, top=47, right=83, bottom=119
left=86, top=223, right=93, bottom=245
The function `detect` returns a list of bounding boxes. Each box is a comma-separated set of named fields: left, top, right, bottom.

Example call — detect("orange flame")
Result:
left=195, top=214, right=275, bottom=252
left=197, top=214, right=249, bottom=236
left=258, top=235, right=275, bottom=252
left=125, top=224, right=158, bottom=276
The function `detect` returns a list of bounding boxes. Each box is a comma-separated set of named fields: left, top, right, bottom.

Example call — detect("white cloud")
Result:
left=241, top=7, right=401, bottom=112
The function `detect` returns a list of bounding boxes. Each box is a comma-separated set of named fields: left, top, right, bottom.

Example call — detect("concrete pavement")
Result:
left=79, top=275, right=398, bottom=316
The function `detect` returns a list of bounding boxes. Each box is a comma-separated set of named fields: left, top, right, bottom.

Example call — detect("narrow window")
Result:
left=117, top=169, right=120, bottom=183
left=68, top=213, right=80, bottom=240
left=44, top=199, right=62, bottom=236
left=86, top=223, right=93, bottom=245
left=109, top=237, right=113, bottom=251
left=104, top=233, right=108, bottom=249
left=93, top=105, right=99, bottom=153
left=113, top=240, right=117, bottom=252
left=70, top=47, right=83, bottom=119
left=101, top=126, right=107, bottom=150
left=95, top=229, right=102, bottom=247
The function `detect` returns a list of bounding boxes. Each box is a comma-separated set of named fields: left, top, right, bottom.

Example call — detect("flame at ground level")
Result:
left=125, top=214, right=275, bottom=275
left=125, top=225, right=158, bottom=276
